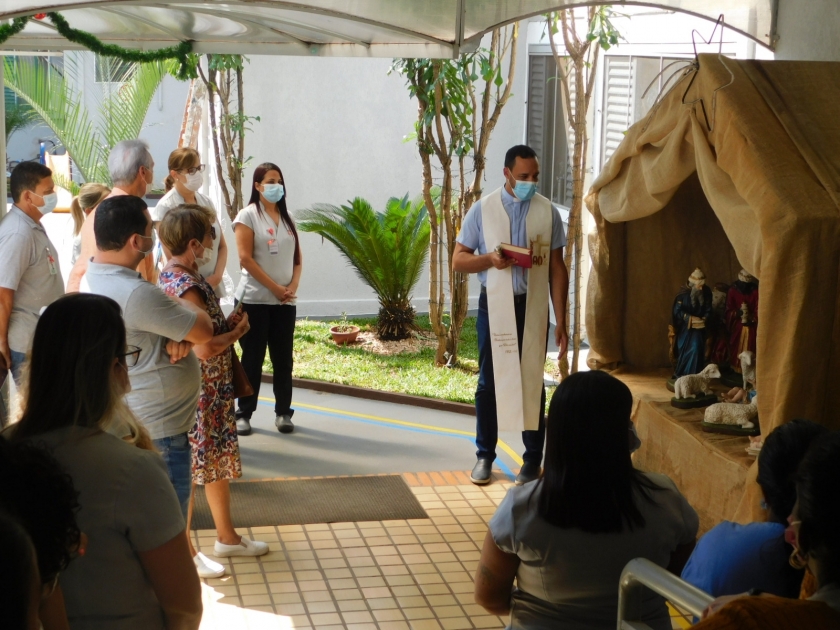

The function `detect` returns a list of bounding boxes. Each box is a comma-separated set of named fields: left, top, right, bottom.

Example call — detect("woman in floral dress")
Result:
left=157, top=203, right=268, bottom=579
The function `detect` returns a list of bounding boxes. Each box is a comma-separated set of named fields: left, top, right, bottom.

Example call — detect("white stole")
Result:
left=482, top=188, right=552, bottom=431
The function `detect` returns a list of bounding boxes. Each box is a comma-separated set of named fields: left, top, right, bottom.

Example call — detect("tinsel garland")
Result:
left=0, top=12, right=196, bottom=80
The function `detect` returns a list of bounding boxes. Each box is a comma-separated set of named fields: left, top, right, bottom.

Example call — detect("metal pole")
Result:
left=617, top=558, right=713, bottom=630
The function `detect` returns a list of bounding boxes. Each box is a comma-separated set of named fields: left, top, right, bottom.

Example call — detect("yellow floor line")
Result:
left=260, top=396, right=525, bottom=466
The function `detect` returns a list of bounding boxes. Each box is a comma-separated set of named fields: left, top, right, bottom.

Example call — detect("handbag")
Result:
left=231, top=350, right=254, bottom=399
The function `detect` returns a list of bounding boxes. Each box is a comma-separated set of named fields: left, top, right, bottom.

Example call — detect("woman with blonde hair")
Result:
left=153, top=147, right=228, bottom=296
left=69, top=183, right=110, bottom=264
left=9, top=293, right=202, bottom=629
left=158, top=203, right=266, bottom=579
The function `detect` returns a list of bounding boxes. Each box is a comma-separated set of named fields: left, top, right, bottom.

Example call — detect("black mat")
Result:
left=191, top=475, right=428, bottom=530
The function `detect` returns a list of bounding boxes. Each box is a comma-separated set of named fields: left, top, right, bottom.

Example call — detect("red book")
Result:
left=499, top=243, right=533, bottom=268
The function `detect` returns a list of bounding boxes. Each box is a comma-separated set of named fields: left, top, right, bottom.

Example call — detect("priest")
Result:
left=453, top=145, right=569, bottom=486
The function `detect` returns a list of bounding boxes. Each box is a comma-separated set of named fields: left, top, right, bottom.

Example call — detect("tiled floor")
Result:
left=197, top=470, right=510, bottom=630
left=196, top=469, right=691, bottom=630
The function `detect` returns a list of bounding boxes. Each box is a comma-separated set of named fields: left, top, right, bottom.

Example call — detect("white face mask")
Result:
left=33, top=191, right=58, bottom=215
left=184, top=171, right=203, bottom=192
left=193, top=244, right=213, bottom=268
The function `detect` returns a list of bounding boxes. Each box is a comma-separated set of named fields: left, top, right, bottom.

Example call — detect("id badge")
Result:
left=268, top=239, right=279, bottom=255
left=46, top=247, right=58, bottom=275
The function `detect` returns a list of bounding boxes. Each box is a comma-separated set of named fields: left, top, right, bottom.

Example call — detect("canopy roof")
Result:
left=0, top=1, right=776, bottom=58
left=585, top=54, right=840, bottom=435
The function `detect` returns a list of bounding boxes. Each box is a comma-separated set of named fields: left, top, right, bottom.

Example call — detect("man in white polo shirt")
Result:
left=0, top=162, right=64, bottom=390
left=83, top=195, right=213, bottom=515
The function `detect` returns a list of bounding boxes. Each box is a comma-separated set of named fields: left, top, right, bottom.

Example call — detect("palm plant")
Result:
left=3, top=55, right=167, bottom=191
left=4, top=89, right=41, bottom=142
left=297, top=195, right=431, bottom=341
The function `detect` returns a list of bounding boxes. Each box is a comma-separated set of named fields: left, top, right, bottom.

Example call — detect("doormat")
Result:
left=191, top=475, right=428, bottom=529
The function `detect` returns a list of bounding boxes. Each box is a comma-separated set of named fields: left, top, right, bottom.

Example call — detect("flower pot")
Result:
left=330, top=325, right=360, bottom=345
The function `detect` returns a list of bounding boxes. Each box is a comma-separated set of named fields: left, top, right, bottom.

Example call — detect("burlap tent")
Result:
left=585, top=53, right=840, bottom=436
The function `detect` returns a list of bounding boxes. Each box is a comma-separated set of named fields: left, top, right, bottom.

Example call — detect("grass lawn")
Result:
left=257, top=314, right=556, bottom=407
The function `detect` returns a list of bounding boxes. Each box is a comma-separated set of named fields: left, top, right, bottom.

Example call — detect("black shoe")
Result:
left=470, top=458, right=493, bottom=485
left=275, top=414, right=294, bottom=434
left=515, top=462, right=541, bottom=486
left=236, top=417, right=252, bottom=436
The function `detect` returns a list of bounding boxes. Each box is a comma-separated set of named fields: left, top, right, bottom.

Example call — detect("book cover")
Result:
left=499, top=243, right=532, bottom=268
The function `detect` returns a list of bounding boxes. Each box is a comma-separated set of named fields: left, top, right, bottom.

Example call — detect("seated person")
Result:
left=9, top=293, right=202, bottom=630
left=682, top=419, right=828, bottom=597
left=0, top=437, right=83, bottom=630
left=694, top=431, right=840, bottom=629
left=474, top=370, right=699, bottom=630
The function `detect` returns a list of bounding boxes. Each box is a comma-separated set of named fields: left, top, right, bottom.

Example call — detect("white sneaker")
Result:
left=213, top=536, right=270, bottom=558
left=194, top=552, right=225, bottom=578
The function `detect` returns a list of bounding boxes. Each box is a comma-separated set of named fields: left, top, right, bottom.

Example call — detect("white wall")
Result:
left=775, top=0, right=840, bottom=61
left=220, top=36, right=529, bottom=317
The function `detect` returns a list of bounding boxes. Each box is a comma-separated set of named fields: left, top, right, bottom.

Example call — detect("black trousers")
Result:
left=236, top=303, right=296, bottom=419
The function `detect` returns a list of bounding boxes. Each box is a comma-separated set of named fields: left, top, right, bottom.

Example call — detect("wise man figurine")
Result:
left=726, top=269, right=759, bottom=371
left=670, top=268, right=713, bottom=378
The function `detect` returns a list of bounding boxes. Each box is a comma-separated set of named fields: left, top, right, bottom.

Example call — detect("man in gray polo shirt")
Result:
left=83, top=195, right=213, bottom=515
left=0, top=162, right=64, bottom=388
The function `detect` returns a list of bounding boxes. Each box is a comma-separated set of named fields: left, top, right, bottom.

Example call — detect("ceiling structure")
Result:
left=0, top=1, right=778, bottom=58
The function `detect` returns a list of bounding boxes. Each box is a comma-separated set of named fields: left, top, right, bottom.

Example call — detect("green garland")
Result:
left=0, top=13, right=197, bottom=80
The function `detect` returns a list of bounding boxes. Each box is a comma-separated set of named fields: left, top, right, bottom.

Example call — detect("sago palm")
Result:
left=297, top=195, right=430, bottom=340
left=3, top=55, right=167, bottom=191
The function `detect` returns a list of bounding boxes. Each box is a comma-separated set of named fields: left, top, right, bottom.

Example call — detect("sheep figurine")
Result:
left=704, top=394, right=759, bottom=429
left=739, top=351, right=756, bottom=391
left=674, top=364, right=721, bottom=399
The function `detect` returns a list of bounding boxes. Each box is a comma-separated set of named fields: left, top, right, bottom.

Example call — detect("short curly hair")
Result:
left=0, top=437, right=81, bottom=584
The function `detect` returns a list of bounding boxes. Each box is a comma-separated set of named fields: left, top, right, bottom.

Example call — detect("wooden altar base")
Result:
left=612, top=368, right=755, bottom=534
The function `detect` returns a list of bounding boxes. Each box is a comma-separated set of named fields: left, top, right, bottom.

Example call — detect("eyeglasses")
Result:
left=120, top=345, right=142, bottom=368
left=182, top=164, right=206, bottom=175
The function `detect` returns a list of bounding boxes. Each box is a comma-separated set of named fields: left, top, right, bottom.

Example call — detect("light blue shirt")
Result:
left=456, top=188, right=567, bottom=294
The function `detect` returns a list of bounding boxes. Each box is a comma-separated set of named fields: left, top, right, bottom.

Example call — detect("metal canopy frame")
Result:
left=0, top=1, right=778, bottom=59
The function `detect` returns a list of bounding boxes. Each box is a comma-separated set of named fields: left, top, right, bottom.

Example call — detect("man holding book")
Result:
left=453, top=145, right=569, bottom=486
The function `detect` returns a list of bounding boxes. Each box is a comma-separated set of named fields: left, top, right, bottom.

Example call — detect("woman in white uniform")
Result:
left=153, top=148, right=228, bottom=296
left=232, top=162, right=302, bottom=436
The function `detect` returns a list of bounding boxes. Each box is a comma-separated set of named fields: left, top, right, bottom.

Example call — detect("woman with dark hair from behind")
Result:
left=232, top=162, right=302, bottom=436
left=8, top=293, right=202, bottom=630
left=475, top=370, right=699, bottom=630
left=682, top=419, right=828, bottom=597
left=0, top=437, right=83, bottom=629
left=694, top=431, right=840, bottom=629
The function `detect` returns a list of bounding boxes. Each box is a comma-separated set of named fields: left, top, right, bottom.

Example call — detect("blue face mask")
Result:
left=512, top=180, right=537, bottom=201
left=261, top=183, right=284, bottom=203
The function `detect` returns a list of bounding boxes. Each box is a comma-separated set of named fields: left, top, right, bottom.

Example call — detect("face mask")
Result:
left=261, top=183, right=285, bottom=203
left=134, top=234, right=155, bottom=255
left=511, top=180, right=537, bottom=201
left=33, top=192, right=58, bottom=215
left=184, top=171, right=203, bottom=192
left=193, top=244, right=213, bottom=268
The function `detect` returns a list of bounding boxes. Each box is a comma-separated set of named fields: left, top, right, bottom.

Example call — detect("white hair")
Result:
left=108, top=139, right=153, bottom=186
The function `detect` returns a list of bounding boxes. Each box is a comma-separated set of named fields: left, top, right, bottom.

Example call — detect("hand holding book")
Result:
left=495, top=243, right=533, bottom=268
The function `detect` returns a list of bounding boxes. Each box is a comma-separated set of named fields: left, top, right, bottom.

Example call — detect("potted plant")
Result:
left=330, top=312, right=360, bottom=345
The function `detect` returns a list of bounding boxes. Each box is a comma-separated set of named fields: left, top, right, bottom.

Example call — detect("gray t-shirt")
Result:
left=30, top=427, right=185, bottom=630
left=233, top=203, right=296, bottom=305
left=83, top=262, right=200, bottom=439
left=151, top=188, right=225, bottom=296
left=489, top=472, right=699, bottom=630
left=0, top=206, right=65, bottom=352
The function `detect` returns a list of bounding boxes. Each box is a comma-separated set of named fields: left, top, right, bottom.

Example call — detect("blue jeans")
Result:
left=475, top=291, right=546, bottom=465
left=153, top=432, right=192, bottom=518
left=10, top=350, right=27, bottom=387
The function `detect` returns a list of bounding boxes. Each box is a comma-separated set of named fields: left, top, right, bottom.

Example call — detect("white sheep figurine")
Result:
left=739, top=351, right=756, bottom=390
left=674, top=364, right=721, bottom=399
left=704, top=394, right=759, bottom=429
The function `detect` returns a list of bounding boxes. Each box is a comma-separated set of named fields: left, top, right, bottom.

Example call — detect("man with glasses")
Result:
left=83, top=195, right=214, bottom=517
left=68, top=139, right=157, bottom=291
